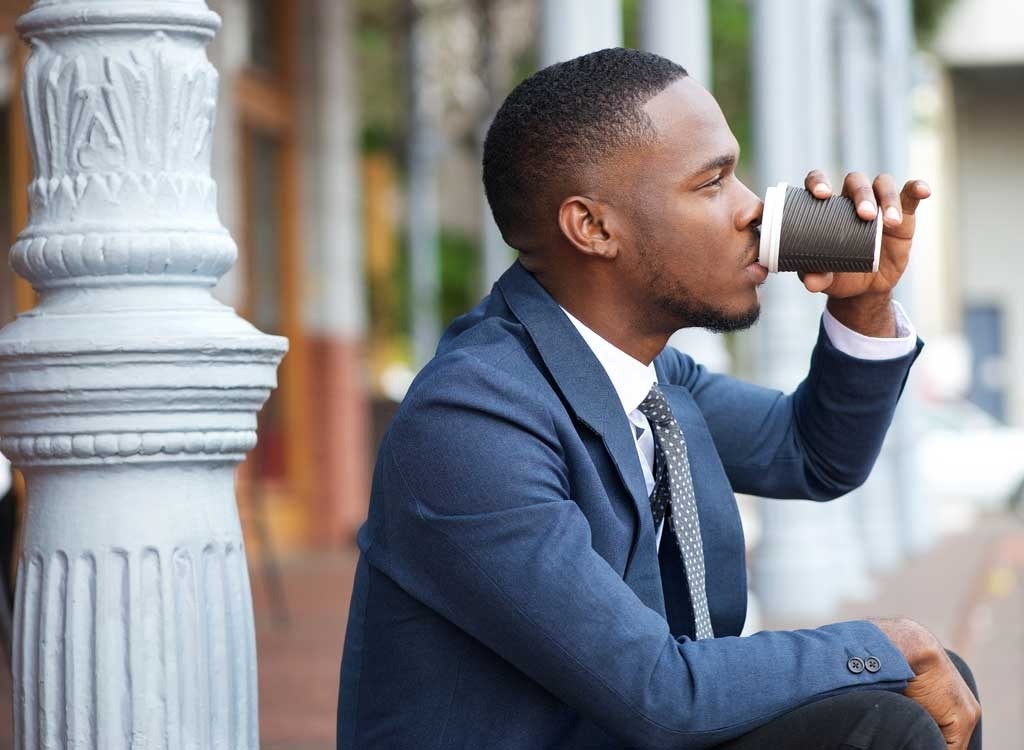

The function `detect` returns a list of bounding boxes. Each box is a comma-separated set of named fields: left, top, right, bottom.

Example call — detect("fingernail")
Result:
left=814, top=182, right=830, bottom=195
left=885, top=206, right=901, bottom=223
left=858, top=200, right=876, bottom=217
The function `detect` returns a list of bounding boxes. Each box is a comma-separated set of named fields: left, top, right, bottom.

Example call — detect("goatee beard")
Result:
left=692, top=302, right=761, bottom=333
left=657, top=295, right=761, bottom=334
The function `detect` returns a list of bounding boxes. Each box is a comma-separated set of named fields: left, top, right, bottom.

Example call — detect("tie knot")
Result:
left=637, top=383, right=674, bottom=427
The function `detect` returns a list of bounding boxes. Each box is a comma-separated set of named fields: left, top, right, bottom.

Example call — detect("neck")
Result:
left=537, top=267, right=671, bottom=365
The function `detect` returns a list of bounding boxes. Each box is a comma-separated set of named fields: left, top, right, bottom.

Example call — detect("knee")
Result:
left=945, top=649, right=980, bottom=702
left=866, top=691, right=946, bottom=749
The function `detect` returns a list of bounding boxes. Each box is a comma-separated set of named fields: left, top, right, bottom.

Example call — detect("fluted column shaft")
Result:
left=0, top=1, right=286, bottom=747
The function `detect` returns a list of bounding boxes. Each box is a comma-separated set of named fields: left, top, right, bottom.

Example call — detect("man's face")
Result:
left=609, top=78, right=765, bottom=332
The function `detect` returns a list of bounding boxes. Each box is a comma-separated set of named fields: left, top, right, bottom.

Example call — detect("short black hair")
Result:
left=482, top=47, right=688, bottom=248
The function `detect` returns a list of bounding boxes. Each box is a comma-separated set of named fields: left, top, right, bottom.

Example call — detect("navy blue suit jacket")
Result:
left=338, top=261, right=922, bottom=748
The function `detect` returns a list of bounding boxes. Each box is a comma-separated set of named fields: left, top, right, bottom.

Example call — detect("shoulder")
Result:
left=390, top=317, right=559, bottom=451
left=383, top=324, right=568, bottom=514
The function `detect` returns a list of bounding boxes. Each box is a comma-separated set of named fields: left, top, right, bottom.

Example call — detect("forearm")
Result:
left=703, top=323, right=921, bottom=500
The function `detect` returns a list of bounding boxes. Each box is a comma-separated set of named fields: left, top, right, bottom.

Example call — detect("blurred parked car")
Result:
left=916, top=399, right=1024, bottom=531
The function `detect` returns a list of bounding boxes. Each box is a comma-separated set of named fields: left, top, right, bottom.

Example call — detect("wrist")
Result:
left=826, top=292, right=896, bottom=338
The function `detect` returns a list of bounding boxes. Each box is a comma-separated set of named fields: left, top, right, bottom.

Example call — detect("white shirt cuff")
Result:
left=822, top=300, right=917, bottom=361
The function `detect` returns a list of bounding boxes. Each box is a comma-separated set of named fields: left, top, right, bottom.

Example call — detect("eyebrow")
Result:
left=691, top=153, right=737, bottom=177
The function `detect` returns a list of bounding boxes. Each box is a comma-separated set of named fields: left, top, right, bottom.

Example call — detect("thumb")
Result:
left=799, top=271, right=834, bottom=294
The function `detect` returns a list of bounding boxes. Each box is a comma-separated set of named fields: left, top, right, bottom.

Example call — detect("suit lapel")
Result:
left=495, top=262, right=664, bottom=611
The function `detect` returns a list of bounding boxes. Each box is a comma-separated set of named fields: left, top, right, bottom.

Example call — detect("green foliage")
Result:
left=617, top=0, right=752, bottom=174
left=510, top=39, right=537, bottom=92
left=439, top=228, right=482, bottom=327
left=356, top=0, right=406, bottom=154
left=621, top=0, right=640, bottom=49
left=392, top=225, right=482, bottom=337
left=913, top=0, right=956, bottom=45
left=709, top=0, right=751, bottom=175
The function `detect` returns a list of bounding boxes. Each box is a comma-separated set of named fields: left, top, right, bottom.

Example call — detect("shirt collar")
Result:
left=559, top=305, right=657, bottom=415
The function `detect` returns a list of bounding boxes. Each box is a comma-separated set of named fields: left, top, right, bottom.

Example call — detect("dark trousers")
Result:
left=715, top=650, right=981, bottom=749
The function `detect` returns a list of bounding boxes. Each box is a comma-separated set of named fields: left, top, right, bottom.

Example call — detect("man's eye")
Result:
left=705, top=175, right=724, bottom=189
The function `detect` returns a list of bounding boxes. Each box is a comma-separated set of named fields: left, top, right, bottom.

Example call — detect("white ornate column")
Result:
left=0, top=1, right=286, bottom=746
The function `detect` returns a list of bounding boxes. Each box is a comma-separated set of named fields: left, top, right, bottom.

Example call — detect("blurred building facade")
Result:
left=933, top=0, right=1024, bottom=426
left=205, top=0, right=372, bottom=552
left=0, top=0, right=1013, bottom=620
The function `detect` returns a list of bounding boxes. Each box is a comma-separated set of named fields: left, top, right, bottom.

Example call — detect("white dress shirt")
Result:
left=559, top=302, right=917, bottom=551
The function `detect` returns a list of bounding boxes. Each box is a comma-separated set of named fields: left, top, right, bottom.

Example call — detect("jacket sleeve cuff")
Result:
left=818, top=619, right=916, bottom=690
left=822, top=300, right=918, bottom=361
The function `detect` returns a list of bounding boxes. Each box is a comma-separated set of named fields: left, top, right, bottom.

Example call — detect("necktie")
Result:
left=637, top=383, right=715, bottom=639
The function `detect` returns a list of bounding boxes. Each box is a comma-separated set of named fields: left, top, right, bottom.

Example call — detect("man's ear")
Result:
left=557, top=195, right=620, bottom=260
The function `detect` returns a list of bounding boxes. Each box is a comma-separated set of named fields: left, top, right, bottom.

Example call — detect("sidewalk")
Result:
left=765, top=510, right=1024, bottom=748
left=0, top=512, right=1019, bottom=747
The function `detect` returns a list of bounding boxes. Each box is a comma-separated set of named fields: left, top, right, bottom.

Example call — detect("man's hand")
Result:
left=797, top=171, right=931, bottom=338
left=869, top=617, right=981, bottom=749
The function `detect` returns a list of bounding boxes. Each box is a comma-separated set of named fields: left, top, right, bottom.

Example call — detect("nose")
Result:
left=735, top=179, right=764, bottom=232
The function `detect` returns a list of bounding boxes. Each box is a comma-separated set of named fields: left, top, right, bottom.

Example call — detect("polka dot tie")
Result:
left=638, top=383, right=715, bottom=640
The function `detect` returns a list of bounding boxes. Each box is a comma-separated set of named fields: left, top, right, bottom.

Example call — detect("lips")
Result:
left=744, top=240, right=768, bottom=282
left=745, top=262, right=768, bottom=284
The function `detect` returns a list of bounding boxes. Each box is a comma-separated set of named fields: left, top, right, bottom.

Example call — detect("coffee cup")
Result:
left=758, top=182, right=882, bottom=274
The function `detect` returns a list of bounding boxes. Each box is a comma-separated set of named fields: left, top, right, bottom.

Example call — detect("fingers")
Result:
left=900, top=178, right=931, bottom=216
left=943, top=692, right=981, bottom=750
left=881, top=178, right=932, bottom=242
left=841, top=171, right=878, bottom=221
left=872, top=174, right=903, bottom=228
left=954, top=663, right=982, bottom=749
left=805, top=171, right=932, bottom=224
left=965, top=693, right=982, bottom=746
left=798, top=271, right=834, bottom=293
left=803, top=169, right=832, bottom=199
left=938, top=652, right=982, bottom=750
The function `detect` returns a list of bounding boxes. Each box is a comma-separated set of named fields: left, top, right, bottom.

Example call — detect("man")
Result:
left=337, top=49, right=981, bottom=748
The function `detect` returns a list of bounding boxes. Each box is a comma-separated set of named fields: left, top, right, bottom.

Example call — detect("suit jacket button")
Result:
left=847, top=657, right=865, bottom=674
left=865, top=657, right=881, bottom=673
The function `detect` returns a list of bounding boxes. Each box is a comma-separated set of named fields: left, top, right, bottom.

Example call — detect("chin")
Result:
left=695, top=301, right=761, bottom=333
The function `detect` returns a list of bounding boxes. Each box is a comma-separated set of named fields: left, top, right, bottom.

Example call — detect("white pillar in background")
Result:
left=313, top=0, right=365, bottom=338
left=836, top=1, right=906, bottom=574
left=641, top=0, right=711, bottom=85
left=806, top=0, right=876, bottom=605
left=540, top=0, right=622, bottom=67
left=878, top=0, right=933, bottom=556
left=479, top=0, right=513, bottom=297
left=408, top=3, right=442, bottom=367
left=0, top=1, right=286, bottom=745
left=751, top=0, right=855, bottom=620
